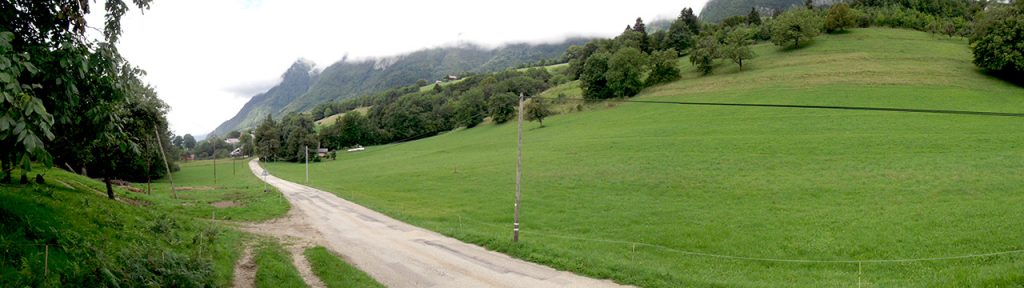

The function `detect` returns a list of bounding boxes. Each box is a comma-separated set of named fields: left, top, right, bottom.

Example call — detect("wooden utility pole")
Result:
left=305, top=145, right=309, bottom=183
left=514, top=93, right=524, bottom=242
left=154, top=129, right=177, bottom=199
left=213, top=145, right=217, bottom=184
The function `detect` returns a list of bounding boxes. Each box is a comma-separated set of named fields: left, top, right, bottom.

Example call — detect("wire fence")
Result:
left=454, top=215, right=1024, bottom=265
left=534, top=96, right=1024, bottom=118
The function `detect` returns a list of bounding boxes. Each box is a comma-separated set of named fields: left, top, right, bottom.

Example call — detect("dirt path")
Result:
left=248, top=159, right=629, bottom=288
left=235, top=208, right=327, bottom=288
left=232, top=244, right=257, bottom=288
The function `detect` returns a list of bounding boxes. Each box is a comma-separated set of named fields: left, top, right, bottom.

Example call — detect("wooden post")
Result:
left=154, top=129, right=177, bottom=199
left=305, top=146, right=309, bottom=183
left=514, top=93, right=524, bottom=242
left=44, top=244, right=48, bottom=278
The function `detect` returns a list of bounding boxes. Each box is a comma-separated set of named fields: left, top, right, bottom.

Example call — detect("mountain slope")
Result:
left=211, top=60, right=319, bottom=136
left=212, top=39, right=588, bottom=137
left=700, top=0, right=802, bottom=22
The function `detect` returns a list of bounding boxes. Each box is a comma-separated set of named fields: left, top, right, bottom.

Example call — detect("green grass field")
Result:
left=304, top=246, right=383, bottom=288
left=133, top=159, right=290, bottom=221
left=265, top=28, right=1024, bottom=287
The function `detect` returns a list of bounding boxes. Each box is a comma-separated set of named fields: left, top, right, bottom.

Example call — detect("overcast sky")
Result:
left=99, top=0, right=707, bottom=136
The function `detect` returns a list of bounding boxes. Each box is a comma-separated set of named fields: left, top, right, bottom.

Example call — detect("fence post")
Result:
left=44, top=244, right=49, bottom=278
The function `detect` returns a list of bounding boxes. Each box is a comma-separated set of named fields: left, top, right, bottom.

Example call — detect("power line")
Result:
left=535, top=97, right=1024, bottom=118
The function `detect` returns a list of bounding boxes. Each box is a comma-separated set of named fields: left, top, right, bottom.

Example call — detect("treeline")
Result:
left=253, top=67, right=559, bottom=161
left=1, top=0, right=181, bottom=198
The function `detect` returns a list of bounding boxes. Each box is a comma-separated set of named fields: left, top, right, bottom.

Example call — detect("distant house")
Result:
left=447, top=75, right=459, bottom=81
left=230, top=147, right=243, bottom=157
left=182, top=153, right=195, bottom=161
left=317, top=148, right=329, bottom=157
left=225, top=138, right=240, bottom=145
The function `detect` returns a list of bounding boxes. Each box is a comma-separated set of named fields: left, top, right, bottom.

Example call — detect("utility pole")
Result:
left=212, top=143, right=217, bottom=184
left=514, top=93, right=523, bottom=242
left=154, top=129, right=177, bottom=199
left=305, top=145, right=309, bottom=183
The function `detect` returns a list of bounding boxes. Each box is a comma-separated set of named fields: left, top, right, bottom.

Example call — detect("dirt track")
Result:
left=248, top=159, right=629, bottom=288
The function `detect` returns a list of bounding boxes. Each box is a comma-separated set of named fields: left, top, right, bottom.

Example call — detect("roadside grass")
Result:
left=265, top=28, right=1024, bottom=287
left=134, top=158, right=289, bottom=222
left=254, top=241, right=307, bottom=288
left=0, top=167, right=244, bottom=287
left=304, top=246, right=383, bottom=288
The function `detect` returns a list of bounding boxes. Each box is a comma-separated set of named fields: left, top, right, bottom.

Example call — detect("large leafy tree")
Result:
left=690, top=34, right=720, bottom=74
left=0, top=0, right=154, bottom=185
left=254, top=115, right=281, bottom=162
left=722, top=28, right=756, bottom=70
left=580, top=51, right=613, bottom=99
left=647, top=48, right=681, bottom=85
left=771, top=8, right=824, bottom=48
left=666, top=8, right=701, bottom=53
left=970, top=1, right=1024, bottom=76
left=605, top=47, right=648, bottom=98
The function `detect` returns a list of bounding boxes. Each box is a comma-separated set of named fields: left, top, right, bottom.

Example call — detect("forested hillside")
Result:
left=211, top=39, right=589, bottom=136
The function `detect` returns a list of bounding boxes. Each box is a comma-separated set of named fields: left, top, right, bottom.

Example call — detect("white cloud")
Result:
left=103, top=0, right=707, bottom=135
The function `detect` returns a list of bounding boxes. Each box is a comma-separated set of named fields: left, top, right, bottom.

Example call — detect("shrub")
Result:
left=970, top=2, right=1024, bottom=76
left=826, top=3, right=858, bottom=32
left=647, top=49, right=682, bottom=85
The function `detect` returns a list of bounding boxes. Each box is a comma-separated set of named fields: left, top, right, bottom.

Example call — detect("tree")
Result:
left=771, top=8, right=824, bottom=48
left=605, top=48, right=648, bottom=97
left=239, top=132, right=254, bottom=157
left=172, top=135, right=184, bottom=148
left=488, top=92, right=519, bottom=123
left=647, top=49, right=682, bottom=85
left=524, top=98, right=553, bottom=127
left=183, top=134, right=197, bottom=150
left=825, top=3, right=857, bottom=33
left=254, top=115, right=280, bottom=161
left=580, top=52, right=613, bottom=99
left=227, top=130, right=242, bottom=139
left=970, top=1, right=1024, bottom=76
left=0, top=0, right=153, bottom=185
left=416, top=79, right=428, bottom=87
left=747, top=8, right=763, bottom=25
left=722, top=28, right=756, bottom=70
left=453, top=89, right=487, bottom=128
left=633, top=17, right=650, bottom=52
left=667, top=8, right=701, bottom=53
left=690, top=35, right=720, bottom=74
left=278, top=114, right=317, bottom=162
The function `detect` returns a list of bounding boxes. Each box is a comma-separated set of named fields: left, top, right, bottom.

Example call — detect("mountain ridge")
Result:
left=210, top=39, right=589, bottom=136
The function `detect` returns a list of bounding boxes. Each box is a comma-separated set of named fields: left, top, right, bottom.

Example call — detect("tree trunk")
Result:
left=105, top=178, right=115, bottom=200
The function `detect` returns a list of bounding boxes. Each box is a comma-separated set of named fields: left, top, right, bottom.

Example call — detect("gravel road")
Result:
left=249, top=159, right=629, bottom=288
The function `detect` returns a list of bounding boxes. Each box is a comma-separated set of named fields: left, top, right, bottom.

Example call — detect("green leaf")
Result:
left=0, top=115, right=11, bottom=131
left=0, top=72, right=11, bottom=83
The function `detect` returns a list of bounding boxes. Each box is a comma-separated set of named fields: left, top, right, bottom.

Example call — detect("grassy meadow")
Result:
left=265, top=28, right=1024, bottom=287
left=133, top=158, right=290, bottom=221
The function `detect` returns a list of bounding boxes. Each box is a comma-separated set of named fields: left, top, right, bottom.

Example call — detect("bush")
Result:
left=970, top=2, right=1024, bottom=76
left=826, top=3, right=857, bottom=32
